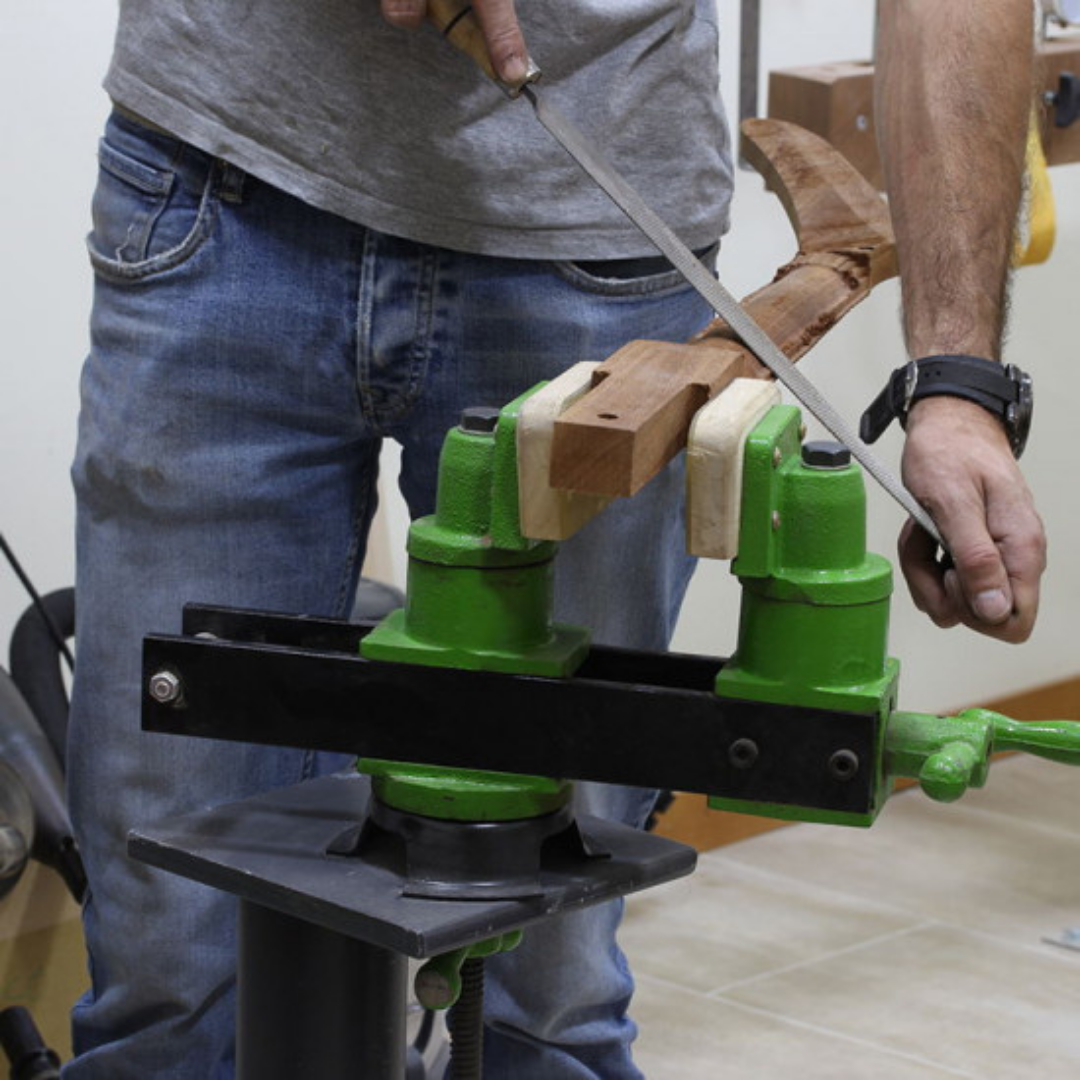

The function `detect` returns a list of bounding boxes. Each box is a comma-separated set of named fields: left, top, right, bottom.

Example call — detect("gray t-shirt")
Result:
left=104, top=1, right=732, bottom=260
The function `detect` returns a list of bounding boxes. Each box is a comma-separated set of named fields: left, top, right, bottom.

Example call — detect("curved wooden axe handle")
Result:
left=549, top=120, right=896, bottom=498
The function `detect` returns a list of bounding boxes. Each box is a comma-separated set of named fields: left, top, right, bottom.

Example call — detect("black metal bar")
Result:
left=738, top=0, right=762, bottom=170
left=180, top=603, right=725, bottom=691
left=237, top=899, right=407, bottom=1080
left=143, top=607, right=879, bottom=815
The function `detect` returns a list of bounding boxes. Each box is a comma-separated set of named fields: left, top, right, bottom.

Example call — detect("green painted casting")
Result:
left=361, top=388, right=588, bottom=821
left=360, top=758, right=572, bottom=820
left=886, top=707, right=1080, bottom=803
left=414, top=932, right=524, bottom=1011
left=712, top=406, right=898, bottom=827
left=716, top=406, right=895, bottom=711
left=711, top=404, right=1080, bottom=824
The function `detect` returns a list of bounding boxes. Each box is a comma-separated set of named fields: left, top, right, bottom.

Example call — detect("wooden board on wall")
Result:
left=653, top=673, right=1080, bottom=852
left=767, top=60, right=881, bottom=188
left=767, top=39, right=1080, bottom=190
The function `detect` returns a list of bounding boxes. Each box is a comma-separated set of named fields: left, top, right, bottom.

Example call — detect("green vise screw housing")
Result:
left=360, top=394, right=589, bottom=822
left=711, top=406, right=898, bottom=827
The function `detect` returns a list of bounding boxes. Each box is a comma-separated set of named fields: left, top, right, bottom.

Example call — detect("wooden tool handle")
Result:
left=427, top=0, right=539, bottom=94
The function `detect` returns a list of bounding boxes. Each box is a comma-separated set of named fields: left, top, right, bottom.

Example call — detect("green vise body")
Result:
left=360, top=394, right=588, bottom=822
left=711, top=406, right=898, bottom=827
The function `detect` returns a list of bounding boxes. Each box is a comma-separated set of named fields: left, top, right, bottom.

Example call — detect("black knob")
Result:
left=459, top=406, right=501, bottom=434
left=802, top=440, right=851, bottom=470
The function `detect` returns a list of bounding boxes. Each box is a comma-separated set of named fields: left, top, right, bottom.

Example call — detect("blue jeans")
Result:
left=67, top=110, right=711, bottom=1079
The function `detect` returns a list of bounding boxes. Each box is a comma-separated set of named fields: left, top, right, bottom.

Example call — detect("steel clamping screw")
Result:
left=148, top=670, right=183, bottom=705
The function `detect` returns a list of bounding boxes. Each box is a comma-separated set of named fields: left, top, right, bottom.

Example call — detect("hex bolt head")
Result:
left=828, top=748, right=860, bottom=781
left=148, top=670, right=183, bottom=705
left=802, top=440, right=851, bottom=470
left=458, top=406, right=501, bottom=435
left=728, top=738, right=760, bottom=770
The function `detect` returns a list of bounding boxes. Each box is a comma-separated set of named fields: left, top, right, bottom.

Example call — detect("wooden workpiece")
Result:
left=548, top=118, right=896, bottom=500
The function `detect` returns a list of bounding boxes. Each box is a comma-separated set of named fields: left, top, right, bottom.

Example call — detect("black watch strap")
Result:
left=860, top=354, right=1033, bottom=458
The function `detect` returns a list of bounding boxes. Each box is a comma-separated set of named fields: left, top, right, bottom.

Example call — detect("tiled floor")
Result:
left=623, top=756, right=1080, bottom=1078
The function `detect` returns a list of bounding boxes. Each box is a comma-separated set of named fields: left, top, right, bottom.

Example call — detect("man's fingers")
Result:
left=944, top=526, right=1013, bottom=625
left=380, top=1, right=530, bottom=86
left=933, top=517, right=1043, bottom=643
left=472, top=0, right=528, bottom=84
left=897, top=519, right=960, bottom=627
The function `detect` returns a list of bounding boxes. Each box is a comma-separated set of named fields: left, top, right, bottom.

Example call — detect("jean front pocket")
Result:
left=552, top=244, right=718, bottom=299
left=87, top=114, right=221, bottom=282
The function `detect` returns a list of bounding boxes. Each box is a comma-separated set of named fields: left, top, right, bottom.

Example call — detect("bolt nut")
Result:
left=828, top=748, right=860, bottom=781
left=728, top=738, right=760, bottom=770
left=148, top=670, right=183, bottom=705
left=802, top=440, right=851, bottom=470
left=459, top=406, right=501, bottom=435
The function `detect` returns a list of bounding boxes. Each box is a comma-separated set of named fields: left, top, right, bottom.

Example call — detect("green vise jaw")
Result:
left=362, top=394, right=589, bottom=677
left=711, top=406, right=898, bottom=828
left=361, top=391, right=589, bottom=822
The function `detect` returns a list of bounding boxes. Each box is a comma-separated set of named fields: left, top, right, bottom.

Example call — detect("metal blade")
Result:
left=522, top=87, right=942, bottom=548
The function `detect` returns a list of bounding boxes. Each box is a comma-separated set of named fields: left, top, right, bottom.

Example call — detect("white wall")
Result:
left=2, top=2, right=1078, bottom=717
left=0, top=4, right=115, bottom=644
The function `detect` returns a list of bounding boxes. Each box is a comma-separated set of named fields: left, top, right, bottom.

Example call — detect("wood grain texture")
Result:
left=768, top=42, right=1080, bottom=188
left=549, top=340, right=754, bottom=497
left=549, top=119, right=896, bottom=498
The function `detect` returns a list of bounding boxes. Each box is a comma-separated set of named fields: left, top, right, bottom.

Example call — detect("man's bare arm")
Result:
left=876, top=0, right=1047, bottom=642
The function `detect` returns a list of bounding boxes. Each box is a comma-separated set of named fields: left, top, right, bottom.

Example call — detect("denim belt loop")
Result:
left=216, top=160, right=247, bottom=204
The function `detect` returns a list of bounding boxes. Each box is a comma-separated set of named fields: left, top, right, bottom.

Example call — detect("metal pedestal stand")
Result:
left=129, top=773, right=696, bottom=1080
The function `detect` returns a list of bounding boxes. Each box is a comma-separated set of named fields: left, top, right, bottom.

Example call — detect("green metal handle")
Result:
left=886, top=707, right=1080, bottom=804
left=971, top=708, right=1080, bottom=767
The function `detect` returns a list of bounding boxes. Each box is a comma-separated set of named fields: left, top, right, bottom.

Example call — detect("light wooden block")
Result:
left=686, top=379, right=781, bottom=560
left=517, top=362, right=613, bottom=541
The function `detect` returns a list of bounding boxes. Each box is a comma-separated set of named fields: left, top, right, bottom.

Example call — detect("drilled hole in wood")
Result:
left=597, top=412, right=619, bottom=420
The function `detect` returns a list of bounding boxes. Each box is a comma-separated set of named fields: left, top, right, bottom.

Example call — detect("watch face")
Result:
left=1006, top=368, right=1033, bottom=458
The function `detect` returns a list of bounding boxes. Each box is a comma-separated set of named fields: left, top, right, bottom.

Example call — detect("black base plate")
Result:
left=128, top=773, right=696, bottom=958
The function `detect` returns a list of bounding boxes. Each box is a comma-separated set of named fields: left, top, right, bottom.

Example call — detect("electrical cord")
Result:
left=0, top=534, right=73, bottom=675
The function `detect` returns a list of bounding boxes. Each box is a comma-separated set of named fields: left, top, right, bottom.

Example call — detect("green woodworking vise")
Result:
left=139, top=384, right=1080, bottom=1029
left=357, top=389, right=1080, bottom=832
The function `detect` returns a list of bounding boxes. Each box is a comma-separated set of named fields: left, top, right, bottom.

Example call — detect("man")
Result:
left=66, top=1, right=1044, bottom=1077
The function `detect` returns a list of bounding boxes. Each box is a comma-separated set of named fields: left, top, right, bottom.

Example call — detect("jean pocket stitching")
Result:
left=87, top=168, right=220, bottom=282
left=98, top=138, right=175, bottom=197
left=552, top=259, right=699, bottom=298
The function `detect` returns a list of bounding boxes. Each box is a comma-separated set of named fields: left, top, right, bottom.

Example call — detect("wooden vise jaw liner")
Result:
left=546, top=118, right=897, bottom=500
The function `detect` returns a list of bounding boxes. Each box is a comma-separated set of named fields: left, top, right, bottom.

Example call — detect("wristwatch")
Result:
left=859, top=354, right=1034, bottom=458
